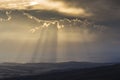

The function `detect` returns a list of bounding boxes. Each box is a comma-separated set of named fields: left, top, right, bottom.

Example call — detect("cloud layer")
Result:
left=0, top=0, right=120, bottom=22
left=0, top=0, right=91, bottom=17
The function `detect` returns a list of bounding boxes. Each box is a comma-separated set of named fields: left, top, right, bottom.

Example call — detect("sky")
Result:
left=0, top=0, right=120, bottom=63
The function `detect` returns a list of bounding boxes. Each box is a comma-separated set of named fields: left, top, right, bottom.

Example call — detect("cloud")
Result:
left=0, top=0, right=120, bottom=31
left=0, top=0, right=91, bottom=17
left=0, top=0, right=120, bottom=22
left=61, top=0, right=120, bottom=21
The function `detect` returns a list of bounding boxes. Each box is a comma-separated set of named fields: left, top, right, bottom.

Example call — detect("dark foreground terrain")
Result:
left=0, top=62, right=120, bottom=80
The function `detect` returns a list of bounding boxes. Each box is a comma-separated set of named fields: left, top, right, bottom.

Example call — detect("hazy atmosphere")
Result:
left=0, top=0, right=120, bottom=63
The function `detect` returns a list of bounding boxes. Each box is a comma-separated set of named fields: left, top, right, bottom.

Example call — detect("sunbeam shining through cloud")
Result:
left=0, top=0, right=120, bottom=63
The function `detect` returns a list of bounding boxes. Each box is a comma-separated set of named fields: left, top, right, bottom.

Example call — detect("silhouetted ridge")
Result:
left=3, top=64, right=120, bottom=80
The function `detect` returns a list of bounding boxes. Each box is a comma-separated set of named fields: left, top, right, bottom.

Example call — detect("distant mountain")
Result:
left=0, top=62, right=112, bottom=79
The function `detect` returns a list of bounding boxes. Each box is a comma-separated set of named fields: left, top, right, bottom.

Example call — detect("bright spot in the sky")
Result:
left=0, top=0, right=91, bottom=17
left=29, top=1, right=38, bottom=6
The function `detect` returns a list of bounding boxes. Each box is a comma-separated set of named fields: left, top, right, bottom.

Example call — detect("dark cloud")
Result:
left=0, top=0, right=120, bottom=30
left=1, top=0, right=120, bottom=22
left=59, top=0, right=120, bottom=22
left=24, top=10, right=76, bottom=20
left=0, top=0, right=120, bottom=22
